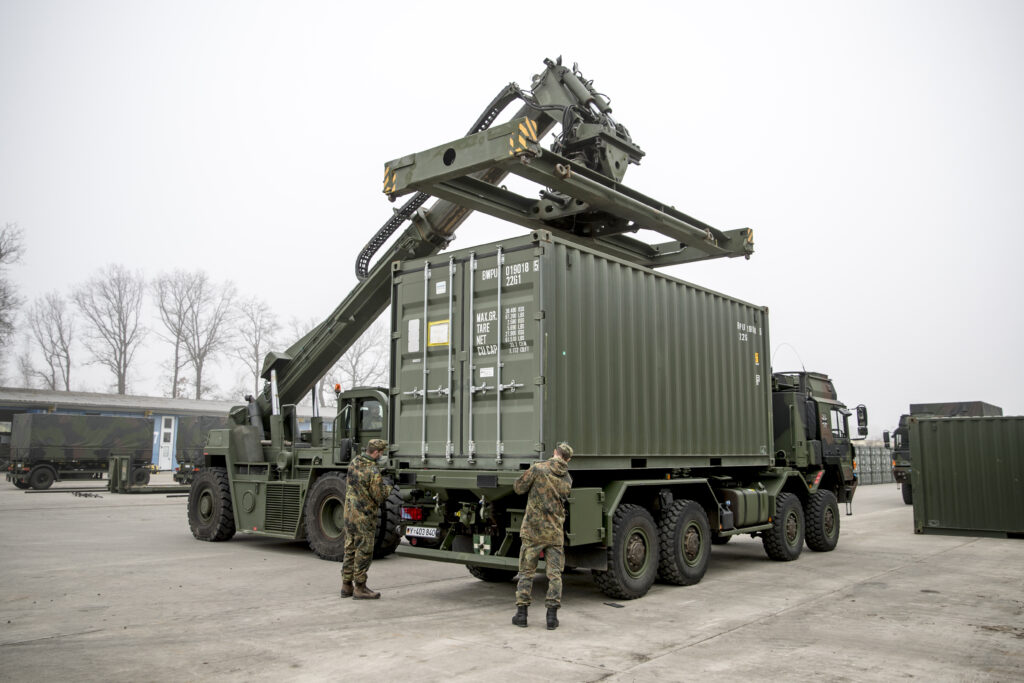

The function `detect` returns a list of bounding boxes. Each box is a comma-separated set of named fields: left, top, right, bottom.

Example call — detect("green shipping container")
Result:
left=910, top=416, right=1024, bottom=537
left=389, top=230, right=773, bottom=471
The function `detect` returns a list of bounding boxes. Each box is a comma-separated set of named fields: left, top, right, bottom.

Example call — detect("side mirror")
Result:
left=883, top=430, right=890, bottom=448
left=856, top=404, right=868, bottom=437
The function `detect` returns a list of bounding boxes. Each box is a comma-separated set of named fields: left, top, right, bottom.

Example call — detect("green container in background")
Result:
left=910, top=416, right=1024, bottom=537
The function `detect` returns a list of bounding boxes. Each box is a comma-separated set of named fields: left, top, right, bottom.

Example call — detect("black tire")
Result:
left=657, top=500, right=711, bottom=586
left=131, top=468, right=151, bottom=486
left=467, top=565, right=517, bottom=582
left=762, top=492, right=804, bottom=561
left=29, top=467, right=55, bottom=490
left=711, top=534, right=732, bottom=545
left=901, top=481, right=913, bottom=505
left=373, top=485, right=402, bottom=559
left=592, top=504, right=659, bottom=600
left=304, top=472, right=348, bottom=561
left=188, top=467, right=236, bottom=542
left=13, top=479, right=31, bottom=490
left=804, top=489, right=840, bottom=552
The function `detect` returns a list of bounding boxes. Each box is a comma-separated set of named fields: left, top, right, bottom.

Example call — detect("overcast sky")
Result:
left=2, top=1, right=1022, bottom=436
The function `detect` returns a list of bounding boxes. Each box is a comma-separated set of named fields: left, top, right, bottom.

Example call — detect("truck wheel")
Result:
left=467, top=565, right=517, bottom=582
left=804, top=490, right=840, bottom=552
left=592, top=504, right=659, bottom=599
left=657, top=500, right=710, bottom=586
left=188, top=467, right=236, bottom=542
left=373, top=485, right=403, bottom=558
left=901, top=481, right=913, bottom=505
left=762, top=492, right=804, bottom=561
left=13, top=479, right=31, bottom=490
left=131, top=468, right=151, bottom=486
left=29, top=467, right=55, bottom=490
left=304, top=472, right=348, bottom=561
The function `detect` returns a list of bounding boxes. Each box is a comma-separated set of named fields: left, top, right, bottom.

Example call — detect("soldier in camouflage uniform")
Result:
left=512, top=442, right=573, bottom=630
left=340, top=439, right=390, bottom=600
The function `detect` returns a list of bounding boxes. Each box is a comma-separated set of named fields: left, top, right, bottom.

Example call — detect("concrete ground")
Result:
left=1, top=476, right=1021, bottom=682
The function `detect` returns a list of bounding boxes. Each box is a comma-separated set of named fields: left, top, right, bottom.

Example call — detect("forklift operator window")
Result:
left=360, top=400, right=383, bottom=431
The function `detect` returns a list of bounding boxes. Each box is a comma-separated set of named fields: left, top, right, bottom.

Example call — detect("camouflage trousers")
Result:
left=340, top=520, right=376, bottom=584
left=515, top=541, right=565, bottom=608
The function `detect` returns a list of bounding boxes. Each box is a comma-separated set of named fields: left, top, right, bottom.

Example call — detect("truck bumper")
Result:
left=395, top=544, right=531, bottom=571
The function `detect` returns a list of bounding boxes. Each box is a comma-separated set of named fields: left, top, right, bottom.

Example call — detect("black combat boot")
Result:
left=340, top=580, right=353, bottom=598
left=353, top=582, right=381, bottom=599
left=512, top=605, right=528, bottom=627
left=546, top=606, right=559, bottom=630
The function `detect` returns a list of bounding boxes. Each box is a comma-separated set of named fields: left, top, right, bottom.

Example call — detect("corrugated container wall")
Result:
left=911, top=416, right=1024, bottom=537
left=390, top=232, right=773, bottom=470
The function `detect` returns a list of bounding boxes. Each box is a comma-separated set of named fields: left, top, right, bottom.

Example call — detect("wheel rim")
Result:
left=785, top=510, right=800, bottom=545
left=682, top=522, right=703, bottom=566
left=319, top=495, right=344, bottom=539
left=198, top=490, right=214, bottom=521
left=625, top=528, right=651, bottom=577
left=823, top=505, right=836, bottom=538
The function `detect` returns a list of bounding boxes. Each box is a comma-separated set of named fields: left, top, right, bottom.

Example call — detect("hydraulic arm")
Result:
left=240, top=58, right=754, bottom=433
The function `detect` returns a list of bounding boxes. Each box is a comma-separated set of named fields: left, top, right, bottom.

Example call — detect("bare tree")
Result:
left=72, top=264, right=146, bottom=395
left=181, top=273, right=236, bottom=400
left=153, top=270, right=196, bottom=398
left=27, top=292, right=75, bottom=390
left=15, top=335, right=35, bottom=388
left=327, top=318, right=389, bottom=397
left=0, top=223, right=26, bottom=363
left=232, top=296, right=279, bottom=398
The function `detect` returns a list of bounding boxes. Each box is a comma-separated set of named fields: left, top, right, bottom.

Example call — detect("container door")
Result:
left=461, top=246, right=541, bottom=462
left=393, top=257, right=461, bottom=463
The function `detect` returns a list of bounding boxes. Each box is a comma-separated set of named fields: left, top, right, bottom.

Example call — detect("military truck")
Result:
left=187, top=58, right=864, bottom=599
left=387, top=232, right=865, bottom=598
left=5, top=414, right=154, bottom=490
left=884, top=402, right=1002, bottom=504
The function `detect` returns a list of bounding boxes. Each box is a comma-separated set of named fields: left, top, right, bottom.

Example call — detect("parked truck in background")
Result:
left=172, top=415, right=231, bottom=485
left=5, top=414, right=153, bottom=490
left=187, top=57, right=866, bottom=600
left=884, top=402, right=1002, bottom=504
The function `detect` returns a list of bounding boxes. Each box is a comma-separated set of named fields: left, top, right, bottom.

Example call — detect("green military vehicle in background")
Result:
left=884, top=401, right=1002, bottom=504
left=187, top=57, right=865, bottom=599
left=5, top=414, right=153, bottom=490
left=172, top=415, right=231, bottom=485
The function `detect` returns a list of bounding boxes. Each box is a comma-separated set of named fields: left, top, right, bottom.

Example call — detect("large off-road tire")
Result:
left=304, top=472, right=348, bottom=561
left=657, top=500, right=711, bottom=586
left=762, top=492, right=804, bottom=561
left=592, top=504, right=659, bottom=600
left=29, top=467, right=55, bottom=490
left=373, top=485, right=402, bottom=558
left=804, top=489, right=840, bottom=552
left=13, top=479, right=31, bottom=490
left=131, top=468, right=151, bottom=486
left=901, top=481, right=913, bottom=505
left=467, top=565, right=517, bottom=582
left=188, top=467, right=236, bottom=542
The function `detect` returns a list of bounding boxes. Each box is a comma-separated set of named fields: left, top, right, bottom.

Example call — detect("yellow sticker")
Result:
left=428, top=320, right=450, bottom=346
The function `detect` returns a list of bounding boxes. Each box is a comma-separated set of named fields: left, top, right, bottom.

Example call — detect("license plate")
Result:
left=405, top=526, right=440, bottom=539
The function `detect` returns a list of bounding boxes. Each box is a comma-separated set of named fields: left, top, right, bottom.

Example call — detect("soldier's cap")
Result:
left=555, top=442, right=573, bottom=459
left=367, top=439, right=388, bottom=453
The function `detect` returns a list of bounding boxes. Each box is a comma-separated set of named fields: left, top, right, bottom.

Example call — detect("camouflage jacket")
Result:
left=344, top=454, right=390, bottom=528
left=514, top=456, right=572, bottom=546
